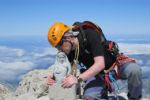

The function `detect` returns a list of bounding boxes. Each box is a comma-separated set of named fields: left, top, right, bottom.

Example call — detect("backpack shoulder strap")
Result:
left=83, top=21, right=107, bottom=43
left=73, top=21, right=88, bottom=47
left=73, top=21, right=107, bottom=45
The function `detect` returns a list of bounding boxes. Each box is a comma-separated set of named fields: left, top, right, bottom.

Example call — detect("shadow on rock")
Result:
left=108, top=96, right=127, bottom=100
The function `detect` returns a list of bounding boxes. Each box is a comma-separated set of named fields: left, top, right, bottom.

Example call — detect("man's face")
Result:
left=56, top=40, right=72, bottom=55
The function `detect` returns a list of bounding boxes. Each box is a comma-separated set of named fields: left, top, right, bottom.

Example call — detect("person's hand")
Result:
left=62, top=74, right=78, bottom=88
left=47, top=74, right=56, bottom=85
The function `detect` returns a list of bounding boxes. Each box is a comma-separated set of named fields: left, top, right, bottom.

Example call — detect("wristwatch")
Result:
left=77, top=76, right=83, bottom=83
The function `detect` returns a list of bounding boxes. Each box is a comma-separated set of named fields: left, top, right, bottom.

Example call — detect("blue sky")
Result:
left=0, top=0, right=150, bottom=88
left=0, top=0, right=150, bottom=37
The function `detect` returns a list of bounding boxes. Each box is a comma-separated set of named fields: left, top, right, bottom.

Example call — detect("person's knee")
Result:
left=128, top=64, right=142, bottom=87
left=128, top=63, right=142, bottom=76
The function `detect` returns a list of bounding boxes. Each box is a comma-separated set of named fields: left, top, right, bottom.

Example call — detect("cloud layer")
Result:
left=0, top=46, right=57, bottom=85
left=0, top=43, right=150, bottom=87
left=119, top=43, right=150, bottom=54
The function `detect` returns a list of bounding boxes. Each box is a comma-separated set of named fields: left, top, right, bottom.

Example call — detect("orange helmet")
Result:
left=48, top=22, right=70, bottom=47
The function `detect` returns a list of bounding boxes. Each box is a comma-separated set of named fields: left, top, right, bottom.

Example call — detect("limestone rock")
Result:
left=15, top=69, right=50, bottom=98
left=0, top=83, right=13, bottom=100
left=48, top=83, right=77, bottom=100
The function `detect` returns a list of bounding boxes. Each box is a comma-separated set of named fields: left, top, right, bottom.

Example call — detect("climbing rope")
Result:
left=71, top=38, right=80, bottom=76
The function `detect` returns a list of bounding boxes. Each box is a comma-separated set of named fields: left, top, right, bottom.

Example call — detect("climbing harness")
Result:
left=102, top=53, right=136, bottom=100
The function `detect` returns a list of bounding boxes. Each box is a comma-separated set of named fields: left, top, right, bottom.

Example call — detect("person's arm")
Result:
left=78, top=28, right=105, bottom=81
left=62, top=28, right=105, bottom=88
left=61, top=56, right=105, bottom=88
left=78, top=56, right=105, bottom=81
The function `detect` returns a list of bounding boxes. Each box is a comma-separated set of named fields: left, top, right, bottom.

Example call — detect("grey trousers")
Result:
left=84, top=62, right=142, bottom=100
left=119, top=62, right=142, bottom=99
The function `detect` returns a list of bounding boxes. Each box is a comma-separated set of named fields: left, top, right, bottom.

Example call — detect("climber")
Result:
left=47, top=21, right=142, bottom=100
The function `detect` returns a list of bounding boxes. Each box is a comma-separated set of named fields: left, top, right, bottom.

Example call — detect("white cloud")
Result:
left=118, top=43, right=150, bottom=54
left=31, top=47, right=58, bottom=57
left=1, top=43, right=149, bottom=86
left=0, top=45, right=57, bottom=82
left=141, top=66, right=150, bottom=78
left=146, top=60, right=150, bottom=65
left=0, top=61, right=34, bottom=81
left=0, top=46, right=25, bottom=57
left=0, top=61, right=34, bottom=71
left=136, top=60, right=144, bottom=65
left=141, top=66, right=150, bottom=73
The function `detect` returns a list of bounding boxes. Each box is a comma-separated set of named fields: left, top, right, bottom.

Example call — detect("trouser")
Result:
left=83, top=62, right=142, bottom=100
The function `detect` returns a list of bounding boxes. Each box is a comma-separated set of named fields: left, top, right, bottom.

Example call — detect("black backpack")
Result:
left=73, top=21, right=119, bottom=57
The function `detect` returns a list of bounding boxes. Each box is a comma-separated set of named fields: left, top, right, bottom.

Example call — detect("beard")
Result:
left=61, top=41, right=72, bottom=55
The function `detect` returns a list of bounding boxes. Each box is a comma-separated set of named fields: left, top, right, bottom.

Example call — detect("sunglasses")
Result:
left=56, top=33, right=72, bottom=50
